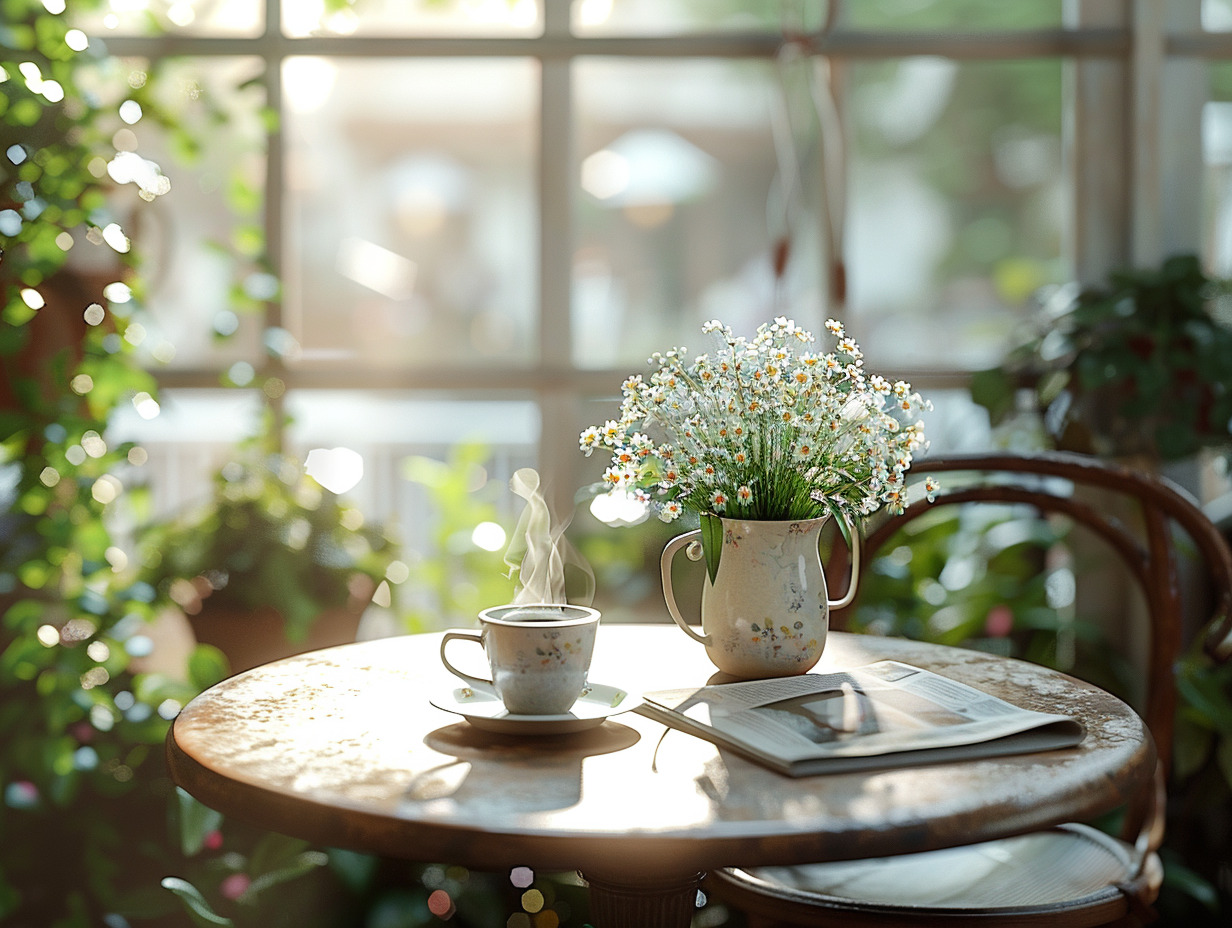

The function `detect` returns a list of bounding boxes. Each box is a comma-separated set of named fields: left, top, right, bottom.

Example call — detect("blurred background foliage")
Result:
left=4, top=0, right=1232, bottom=926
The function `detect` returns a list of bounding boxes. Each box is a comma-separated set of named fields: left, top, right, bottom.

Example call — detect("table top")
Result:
left=167, top=624, right=1154, bottom=883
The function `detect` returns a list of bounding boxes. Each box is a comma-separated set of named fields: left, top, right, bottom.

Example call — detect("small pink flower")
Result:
left=220, top=873, right=251, bottom=901
left=70, top=722, right=94, bottom=743
left=985, top=605, right=1014, bottom=638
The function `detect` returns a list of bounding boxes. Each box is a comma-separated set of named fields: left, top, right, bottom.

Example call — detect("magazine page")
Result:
left=638, top=661, right=1085, bottom=776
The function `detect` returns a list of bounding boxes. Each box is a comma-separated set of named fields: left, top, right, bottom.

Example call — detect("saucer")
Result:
left=430, top=682, right=641, bottom=735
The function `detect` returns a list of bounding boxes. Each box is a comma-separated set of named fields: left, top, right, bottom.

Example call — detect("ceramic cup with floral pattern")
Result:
left=440, top=603, right=600, bottom=715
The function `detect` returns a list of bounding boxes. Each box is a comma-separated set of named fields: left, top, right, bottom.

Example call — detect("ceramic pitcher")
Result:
left=661, top=515, right=860, bottom=678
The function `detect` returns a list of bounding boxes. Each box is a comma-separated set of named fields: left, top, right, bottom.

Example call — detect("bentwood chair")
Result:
left=708, top=451, right=1232, bottom=927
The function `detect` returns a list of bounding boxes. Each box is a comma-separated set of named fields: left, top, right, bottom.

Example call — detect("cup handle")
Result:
left=661, top=530, right=712, bottom=647
left=440, top=631, right=492, bottom=690
left=827, top=511, right=862, bottom=610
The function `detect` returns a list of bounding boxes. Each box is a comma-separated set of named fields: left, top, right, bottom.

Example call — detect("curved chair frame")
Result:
left=709, top=451, right=1232, bottom=928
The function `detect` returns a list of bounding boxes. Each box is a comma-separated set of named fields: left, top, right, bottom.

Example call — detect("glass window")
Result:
left=73, top=0, right=264, bottom=37
left=573, top=57, right=824, bottom=368
left=1204, top=0, right=1232, bottom=32
left=115, top=57, right=269, bottom=369
left=282, top=390, right=539, bottom=557
left=283, top=0, right=543, bottom=38
left=282, top=58, right=539, bottom=368
left=845, top=58, right=1066, bottom=369
left=840, top=0, right=1063, bottom=31
left=573, top=0, right=788, bottom=35
left=1206, top=62, right=1232, bottom=276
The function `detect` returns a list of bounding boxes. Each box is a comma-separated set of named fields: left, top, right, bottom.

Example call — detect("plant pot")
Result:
left=186, top=602, right=365, bottom=675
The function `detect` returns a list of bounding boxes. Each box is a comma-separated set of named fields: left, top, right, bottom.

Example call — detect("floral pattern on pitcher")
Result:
left=717, top=619, right=821, bottom=666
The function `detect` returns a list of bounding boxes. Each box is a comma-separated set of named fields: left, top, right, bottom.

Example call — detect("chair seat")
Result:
left=720, top=823, right=1143, bottom=912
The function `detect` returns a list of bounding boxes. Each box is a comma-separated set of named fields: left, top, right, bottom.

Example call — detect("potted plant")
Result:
left=971, top=253, right=1232, bottom=464
left=139, top=433, right=401, bottom=674
left=971, top=255, right=1232, bottom=921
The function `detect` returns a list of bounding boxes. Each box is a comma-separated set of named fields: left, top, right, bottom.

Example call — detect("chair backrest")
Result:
left=830, top=451, right=1232, bottom=844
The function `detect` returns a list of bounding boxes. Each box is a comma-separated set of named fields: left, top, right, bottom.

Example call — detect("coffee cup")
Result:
left=440, top=603, right=600, bottom=715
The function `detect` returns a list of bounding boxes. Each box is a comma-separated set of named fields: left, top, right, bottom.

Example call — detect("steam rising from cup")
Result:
left=503, top=468, right=595, bottom=607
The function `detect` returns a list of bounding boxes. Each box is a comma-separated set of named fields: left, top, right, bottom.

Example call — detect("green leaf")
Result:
left=1172, top=716, right=1214, bottom=781
left=248, top=832, right=311, bottom=877
left=823, top=497, right=854, bottom=551
left=0, top=871, right=20, bottom=918
left=968, top=368, right=1016, bottom=425
left=239, top=851, right=329, bottom=902
left=176, top=788, right=224, bottom=856
left=700, top=511, right=723, bottom=585
left=160, top=877, right=233, bottom=927
left=1160, top=854, right=1220, bottom=910
left=187, top=644, right=230, bottom=691
left=327, top=848, right=379, bottom=894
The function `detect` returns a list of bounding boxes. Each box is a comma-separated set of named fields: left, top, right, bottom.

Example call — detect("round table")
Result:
left=166, top=625, right=1154, bottom=927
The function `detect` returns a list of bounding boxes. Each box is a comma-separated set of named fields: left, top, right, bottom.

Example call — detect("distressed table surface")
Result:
left=167, top=625, right=1153, bottom=925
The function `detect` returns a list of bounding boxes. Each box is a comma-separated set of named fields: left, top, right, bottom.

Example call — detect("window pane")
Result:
left=107, top=389, right=267, bottom=519
left=1206, top=63, right=1232, bottom=276
left=282, top=390, right=540, bottom=554
left=1204, top=0, right=1232, bottom=31
left=575, top=0, right=1063, bottom=36
left=845, top=58, right=1066, bottom=369
left=841, top=0, right=1063, bottom=31
left=573, top=58, right=825, bottom=369
left=573, top=0, right=784, bottom=34
left=283, top=0, right=542, bottom=37
left=72, top=0, right=263, bottom=37
left=106, top=57, right=269, bottom=369
left=282, top=58, right=538, bottom=368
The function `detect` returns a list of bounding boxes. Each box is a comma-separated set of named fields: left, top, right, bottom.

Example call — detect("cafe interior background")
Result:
left=5, top=0, right=1232, bottom=925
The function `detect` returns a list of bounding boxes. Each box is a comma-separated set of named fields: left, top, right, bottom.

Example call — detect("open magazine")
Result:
left=637, top=661, right=1085, bottom=777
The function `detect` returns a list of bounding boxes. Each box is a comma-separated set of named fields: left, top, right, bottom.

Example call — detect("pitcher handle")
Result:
left=828, top=511, right=862, bottom=610
left=660, top=530, right=712, bottom=647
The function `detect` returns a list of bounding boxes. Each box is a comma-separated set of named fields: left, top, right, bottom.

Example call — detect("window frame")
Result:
left=101, top=0, right=1215, bottom=513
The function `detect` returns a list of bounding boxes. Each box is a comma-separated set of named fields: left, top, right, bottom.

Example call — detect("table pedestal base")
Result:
left=583, top=871, right=705, bottom=928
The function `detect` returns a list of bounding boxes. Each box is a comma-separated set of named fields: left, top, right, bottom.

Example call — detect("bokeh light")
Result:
left=471, top=521, right=507, bottom=552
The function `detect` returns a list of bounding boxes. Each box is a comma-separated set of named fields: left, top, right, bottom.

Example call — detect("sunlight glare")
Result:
left=471, top=521, right=507, bottom=552
left=337, top=237, right=417, bottom=301
left=577, top=0, right=612, bottom=26
left=102, top=222, right=131, bottom=253
left=103, top=281, right=132, bottom=303
left=107, top=151, right=171, bottom=199
left=581, top=150, right=629, bottom=200
left=133, top=392, right=160, bottom=420
left=118, top=100, right=143, bottom=124
left=283, top=57, right=337, bottom=113
left=167, top=2, right=195, bottom=27
left=305, top=447, right=365, bottom=494
left=589, top=490, right=649, bottom=526
left=284, top=0, right=326, bottom=36
left=91, top=475, right=122, bottom=505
